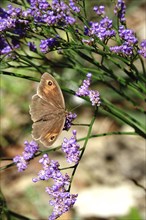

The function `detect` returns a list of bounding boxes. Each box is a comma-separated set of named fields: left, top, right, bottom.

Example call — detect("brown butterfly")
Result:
left=29, top=73, right=66, bottom=147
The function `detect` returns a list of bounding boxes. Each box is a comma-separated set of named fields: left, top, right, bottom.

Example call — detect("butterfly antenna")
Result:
left=68, top=104, right=82, bottom=112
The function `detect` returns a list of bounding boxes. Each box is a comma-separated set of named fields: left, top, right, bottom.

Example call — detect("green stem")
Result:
left=82, top=0, right=87, bottom=18
left=68, top=108, right=97, bottom=191
left=0, top=162, right=14, bottom=171
left=77, top=131, right=138, bottom=143
left=8, top=210, right=31, bottom=220
left=0, top=71, right=40, bottom=82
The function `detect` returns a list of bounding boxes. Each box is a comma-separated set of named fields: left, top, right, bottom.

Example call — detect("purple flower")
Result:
left=64, top=15, right=76, bottom=25
left=0, top=36, right=12, bottom=54
left=47, top=189, right=77, bottom=220
left=32, top=154, right=60, bottom=182
left=138, top=39, right=146, bottom=58
left=40, top=37, right=59, bottom=53
left=40, top=39, right=49, bottom=53
left=23, top=140, right=39, bottom=160
left=13, top=155, right=28, bottom=172
left=32, top=154, right=78, bottom=219
left=28, top=42, right=37, bottom=52
left=110, top=26, right=138, bottom=56
left=84, top=17, right=115, bottom=41
left=89, top=90, right=101, bottom=106
left=7, top=4, right=22, bottom=17
left=13, top=140, right=39, bottom=172
left=62, top=130, right=80, bottom=164
left=110, top=42, right=133, bottom=56
left=69, top=0, right=80, bottom=13
left=0, top=16, right=16, bottom=31
left=38, top=0, right=50, bottom=10
left=76, top=73, right=101, bottom=107
left=63, top=112, right=77, bottom=131
left=93, top=5, right=105, bottom=16
left=76, top=73, right=92, bottom=96
left=119, top=26, right=138, bottom=45
left=0, top=7, right=9, bottom=19
left=114, top=0, right=126, bottom=23
left=0, top=4, right=28, bottom=34
left=0, top=35, right=20, bottom=56
left=40, top=0, right=77, bottom=26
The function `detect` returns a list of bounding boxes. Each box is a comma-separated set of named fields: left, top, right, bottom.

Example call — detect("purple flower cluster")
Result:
left=76, top=73, right=101, bottom=106
left=88, top=90, right=101, bottom=106
left=114, top=0, right=126, bottom=23
left=0, top=5, right=29, bottom=32
left=0, top=36, right=11, bottom=55
left=33, top=154, right=78, bottom=220
left=28, top=0, right=78, bottom=25
left=40, top=37, right=59, bottom=53
left=13, top=141, right=39, bottom=172
left=110, top=26, right=138, bottom=56
left=63, top=112, right=77, bottom=131
left=76, top=73, right=92, bottom=96
left=47, top=190, right=77, bottom=220
left=93, top=5, right=105, bottom=16
left=0, top=0, right=80, bottom=55
left=0, top=6, right=22, bottom=55
left=138, top=40, right=146, bottom=58
left=69, top=0, right=80, bottom=13
left=62, top=130, right=80, bottom=164
left=0, top=5, right=29, bottom=55
left=83, top=16, right=115, bottom=42
left=119, top=26, right=138, bottom=45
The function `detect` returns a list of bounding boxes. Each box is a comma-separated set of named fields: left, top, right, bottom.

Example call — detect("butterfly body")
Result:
left=29, top=73, right=65, bottom=147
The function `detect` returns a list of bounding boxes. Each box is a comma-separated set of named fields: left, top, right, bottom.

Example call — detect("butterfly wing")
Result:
left=29, top=73, right=65, bottom=147
left=37, top=72, right=65, bottom=109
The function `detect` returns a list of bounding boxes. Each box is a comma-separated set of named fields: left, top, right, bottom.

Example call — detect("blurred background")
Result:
left=0, top=0, right=145, bottom=220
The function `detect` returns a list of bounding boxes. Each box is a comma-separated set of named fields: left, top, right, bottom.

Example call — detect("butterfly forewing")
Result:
left=37, top=73, right=65, bottom=109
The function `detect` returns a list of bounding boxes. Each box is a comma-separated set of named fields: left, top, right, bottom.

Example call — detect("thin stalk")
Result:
left=68, top=108, right=98, bottom=191
left=0, top=71, right=40, bottom=82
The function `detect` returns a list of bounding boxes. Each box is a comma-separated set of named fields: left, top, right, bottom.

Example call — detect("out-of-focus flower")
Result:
left=40, top=37, right=59, bottom=53
left=13, top=155, right=28, bottom=172
left=114, top=0, right=126, bottom=23
left=69, top=0, right=80, bottom=13
left=93, top=5, right=105, bottom=16
left=28, top=42, right=37, bottom=52
left=138, top=40, right=146, bottom=58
